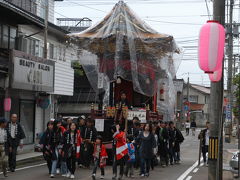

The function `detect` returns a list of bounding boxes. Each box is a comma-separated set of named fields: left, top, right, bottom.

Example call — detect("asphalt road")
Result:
left=3, top=130, right=202, bottom=180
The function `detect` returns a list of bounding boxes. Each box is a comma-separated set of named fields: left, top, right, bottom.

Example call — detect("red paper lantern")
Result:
left=198, top=20, right=225, bottom=73
left=4, top=98, right=11, bottom=112
left=159, top=83, right=165, bottom=101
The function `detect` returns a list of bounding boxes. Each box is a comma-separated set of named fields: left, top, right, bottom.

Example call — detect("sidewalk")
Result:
left=191, top=165, right=234, bottom=180
left=16, top=151, right=42, bottom=162
left=191, top=136, right=238, bottom=180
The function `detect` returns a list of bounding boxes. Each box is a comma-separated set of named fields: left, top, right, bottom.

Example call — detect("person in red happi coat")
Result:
left=92, top=135, right=108, bottom=180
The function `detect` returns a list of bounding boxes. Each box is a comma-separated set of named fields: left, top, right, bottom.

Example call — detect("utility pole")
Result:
left=187, top=73, right=190, bottom=103
left=227, top=0, right=234, bottom=142
left=184, top=73, right=190, bottom=122
left=43, top=0, right=49, bottom=130
left=44, top=0, right=49, bottom=59
left=187, top=74, right=190, bottom=121
left=208, top=0, right=225, bottom=180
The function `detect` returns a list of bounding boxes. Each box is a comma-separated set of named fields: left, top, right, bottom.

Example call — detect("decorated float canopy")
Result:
left=69, top=0, right=182, bottom=98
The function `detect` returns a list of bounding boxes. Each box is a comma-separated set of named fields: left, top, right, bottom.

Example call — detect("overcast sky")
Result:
left=55, top=0, right=214, bottom=86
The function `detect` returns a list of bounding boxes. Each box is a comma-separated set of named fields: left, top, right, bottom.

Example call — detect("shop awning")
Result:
left=189, top=103, right=205, bottom=111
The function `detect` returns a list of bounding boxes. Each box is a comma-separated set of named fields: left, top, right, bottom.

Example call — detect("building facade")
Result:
left=0, top=0, right=74, bottom=147
left=182, top=83, right=210, bottom=127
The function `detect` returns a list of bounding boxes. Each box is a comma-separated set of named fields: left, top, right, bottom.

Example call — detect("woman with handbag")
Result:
left=136, top=123, right=156, bottom=177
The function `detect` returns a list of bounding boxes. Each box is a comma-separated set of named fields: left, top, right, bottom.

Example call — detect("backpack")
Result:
left=176, top=129, right=184, bottom=143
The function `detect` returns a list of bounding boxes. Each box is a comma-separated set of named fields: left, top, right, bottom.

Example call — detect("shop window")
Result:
left=57, top=46, right=66, bottom=61
left=40, top=44, right=44, bottom=58
left=49, top=43, right=54, bottom=59
left=0, top=25, right=2, bottom=47
left=28, top=38, right=35, bottom=55
left=24, top=37, right=40, bottom=57
left=0, top=24, right=17, bottom=49
left=6, top=0, right=37, bottom=15
left=189, top=95, right=198, bottom=103
left=9, top=28, right=16, bottom=49
left=2, top=25, right=9, bottom=48
left=35, top=40, right=40, bottom=57
left=20, top=100, right=35, bottom=144
left=205, top=96, right=209, bottom=104
left=40, top=0, right=46, bottom=19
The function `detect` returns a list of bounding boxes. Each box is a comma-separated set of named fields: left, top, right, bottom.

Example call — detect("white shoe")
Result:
left=56, top=169, right=60, bottom=174
left=66, top=173, right=71, bottom=178
left=62, top=174, right=67, bottom=177
left=50, top=174, right=54, bottom=178
left=70, top=174, right=75, bottom=179
left=100, top=175, right=104, bottom=179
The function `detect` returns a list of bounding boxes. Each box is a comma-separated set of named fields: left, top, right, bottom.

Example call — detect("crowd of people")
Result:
left=0, top=113, right=186, bottom=179
left=38, top=116, right=185, bottom=179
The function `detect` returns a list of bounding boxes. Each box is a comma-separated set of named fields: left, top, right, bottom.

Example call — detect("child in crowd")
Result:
left=125, top=135, right=135, bottom=178
left=92, top=135, right=108, bottom=180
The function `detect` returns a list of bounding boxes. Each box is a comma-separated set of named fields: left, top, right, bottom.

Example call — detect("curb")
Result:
left=16, top=153, right=44, bottom=166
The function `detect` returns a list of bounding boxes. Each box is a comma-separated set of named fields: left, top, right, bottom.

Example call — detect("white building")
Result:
left=0, top=0, right=75, bottom=147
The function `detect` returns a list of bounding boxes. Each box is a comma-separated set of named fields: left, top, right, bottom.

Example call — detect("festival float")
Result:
left=68, top=0, right=182, bottom=161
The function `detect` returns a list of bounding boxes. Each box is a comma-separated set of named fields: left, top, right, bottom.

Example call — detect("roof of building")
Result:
left=191, top=84, right=210, bottom=95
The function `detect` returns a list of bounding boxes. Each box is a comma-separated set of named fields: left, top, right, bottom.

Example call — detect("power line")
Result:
left=58, top=0, right=205, bottom=5
left=64, top=0, right=107, bottom=13
left=144, top=19, right=202, bottom=25
left=175, top=36, right=198, bottom=39
left=204, top=0, right=211, bottom=20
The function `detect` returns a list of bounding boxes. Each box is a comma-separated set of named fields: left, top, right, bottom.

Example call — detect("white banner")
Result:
left=95, top=119, right=104, bottom=132
left=98, top=73, right=104, bottom=89
left=127, top=110, right=147, bottom=123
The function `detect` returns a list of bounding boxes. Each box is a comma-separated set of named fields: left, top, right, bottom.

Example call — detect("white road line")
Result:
left=193, top=168, right=199, bottom=173
left=0, top=163, right=47, bottom=174
left=177, top=157, right=203, bottom=180
left=15, top=163, right=47, bottom=171
left=186, top=176, right=192, bottom=180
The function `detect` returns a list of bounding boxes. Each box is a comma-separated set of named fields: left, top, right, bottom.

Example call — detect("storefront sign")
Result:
left=11, top=50, right=54, bottom=92
left=127, top=110, right=147, bottom=123
left=226, top=104, right=232, bottom=120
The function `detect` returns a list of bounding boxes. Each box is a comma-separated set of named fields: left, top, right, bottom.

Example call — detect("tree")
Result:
left=233, top=73, right=240, bottom=119
left=72, top=61, right=85, bottom=76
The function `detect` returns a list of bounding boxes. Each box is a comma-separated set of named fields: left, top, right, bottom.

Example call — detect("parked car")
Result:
left=230, top=152, right=239, bottom=176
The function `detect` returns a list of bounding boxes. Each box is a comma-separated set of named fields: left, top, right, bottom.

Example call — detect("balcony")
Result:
left=4, top=0, right=37, bottom=15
